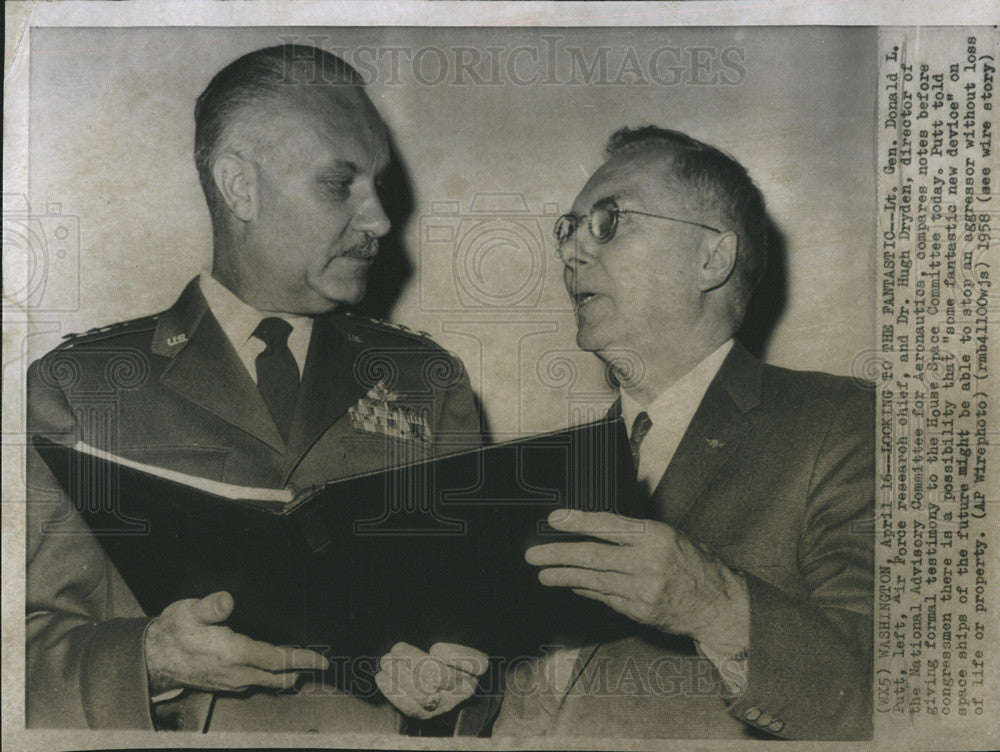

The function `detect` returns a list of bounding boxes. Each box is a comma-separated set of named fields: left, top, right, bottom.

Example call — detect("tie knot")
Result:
left=253, top=317, right=293, bottom=350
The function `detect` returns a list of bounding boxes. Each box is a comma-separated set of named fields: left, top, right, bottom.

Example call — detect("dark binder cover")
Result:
left=34, top=418, right=645, bottom=688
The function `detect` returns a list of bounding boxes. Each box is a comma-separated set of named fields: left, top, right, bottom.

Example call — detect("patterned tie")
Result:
left=253, top=317, right=299, bottom=442
left=629, top=411, right=653, bottom=469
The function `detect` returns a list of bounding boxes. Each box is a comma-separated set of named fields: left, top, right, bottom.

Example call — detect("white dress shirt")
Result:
left=199, top=273, right=312, bottom=382
left=620, top=339, right=734, bottom=497
left=529, top=339, right=742, bottom=706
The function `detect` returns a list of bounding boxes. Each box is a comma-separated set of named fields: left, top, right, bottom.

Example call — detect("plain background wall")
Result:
left=25, top=26, right=877, bottom=437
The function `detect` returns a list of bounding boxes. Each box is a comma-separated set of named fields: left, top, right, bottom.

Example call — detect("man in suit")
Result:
left=26, top=44, right=491, bottom=733
left=494, top=126, right=873, bottom=739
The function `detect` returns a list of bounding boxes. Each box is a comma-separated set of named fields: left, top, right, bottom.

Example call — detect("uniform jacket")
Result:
left=496, top=342, right=874, bottom=740
left=25, top=278, right=485, bottom=732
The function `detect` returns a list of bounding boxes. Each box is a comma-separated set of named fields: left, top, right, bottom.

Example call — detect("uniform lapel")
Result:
left=154, top=278, right=285, bottom=453
left=647, top=341, right=762, bottom=527
left=282, top=313, right=367, bottom=482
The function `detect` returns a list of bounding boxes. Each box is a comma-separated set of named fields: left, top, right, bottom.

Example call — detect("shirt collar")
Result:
left=620, top=339, right=734, bottom=434
left=198, top=272, right=310, bottom=352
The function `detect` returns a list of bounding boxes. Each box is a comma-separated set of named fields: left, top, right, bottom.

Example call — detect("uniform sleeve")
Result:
left=726, top=386, right=874, bottom=740
left=25, top=356, right=156, bottom=729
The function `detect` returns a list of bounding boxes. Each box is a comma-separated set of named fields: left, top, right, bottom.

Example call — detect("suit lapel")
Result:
left=566, top=342, right=763, bottom=697
left=648, top=342, right=762, bottom=527
left=282, top=313, right=367, bottom=482
left=154, top=278, right=285, bottom=453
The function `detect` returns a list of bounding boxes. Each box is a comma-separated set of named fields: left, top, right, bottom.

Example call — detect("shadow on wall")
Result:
left=351, top=139, right=493, bottom=441
left=737, top=218, right=788, bottom=361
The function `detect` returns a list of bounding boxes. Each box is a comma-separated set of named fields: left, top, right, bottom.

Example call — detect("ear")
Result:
left=211, top=152, right=258, bottom=223
left=697, top=231, right=738, bottom=292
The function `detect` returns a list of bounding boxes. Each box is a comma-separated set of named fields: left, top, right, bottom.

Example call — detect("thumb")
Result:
left=190, top=590, right=234, bottom=624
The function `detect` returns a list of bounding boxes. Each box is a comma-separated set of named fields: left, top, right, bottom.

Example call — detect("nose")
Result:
left=557, top=236, right=596, bottom=270
left=354, top=186, right=391, bottom=238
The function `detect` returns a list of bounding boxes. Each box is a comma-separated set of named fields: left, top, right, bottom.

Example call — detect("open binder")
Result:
left=34, top=418, right=645, bottom=685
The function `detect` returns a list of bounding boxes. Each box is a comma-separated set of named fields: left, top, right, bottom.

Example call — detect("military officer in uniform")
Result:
left=26, top=44, right=492, bottom=734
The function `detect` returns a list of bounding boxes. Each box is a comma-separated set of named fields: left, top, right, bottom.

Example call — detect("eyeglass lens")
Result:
left=554, top=214, right=576, bottom=245
left=590, top=206, right=616, bottom=241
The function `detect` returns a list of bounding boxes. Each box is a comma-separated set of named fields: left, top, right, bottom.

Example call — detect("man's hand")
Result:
left=375, top=642, right=488, bottom=720
left=144, top=591, right=329, bottom=696
left=526, top=510, right=749, bottom=651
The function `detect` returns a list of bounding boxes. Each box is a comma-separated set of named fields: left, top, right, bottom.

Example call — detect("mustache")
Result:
left=342, top=236, right=380, bottom=260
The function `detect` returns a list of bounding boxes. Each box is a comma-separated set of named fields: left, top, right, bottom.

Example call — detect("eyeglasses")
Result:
left=553, top=197, right=722, bottom=259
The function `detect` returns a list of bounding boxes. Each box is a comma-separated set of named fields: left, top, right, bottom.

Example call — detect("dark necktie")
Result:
left=253, top=317, right=299, bottom=442
left=629, top=411, right=653, bottom=469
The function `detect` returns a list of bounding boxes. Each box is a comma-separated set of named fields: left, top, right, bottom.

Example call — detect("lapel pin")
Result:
left=166, top=333, right=188, bottom=347
left=706, top=438, right=725, bottom=451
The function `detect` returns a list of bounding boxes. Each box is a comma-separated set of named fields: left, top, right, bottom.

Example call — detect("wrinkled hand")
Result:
left=526, top=511, right=749, bottom=650
left=144, top=591, right=329, bottom=695
left=376, top=642, right=488, bottom=720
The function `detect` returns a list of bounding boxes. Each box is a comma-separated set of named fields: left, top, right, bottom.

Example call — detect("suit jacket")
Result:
left=25, top=277, right=486, bottom=732
left=495, top=342, right=874, bottom=740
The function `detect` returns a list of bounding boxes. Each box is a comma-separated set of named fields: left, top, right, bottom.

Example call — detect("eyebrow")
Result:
left=323, top=159, right=391, bottom=181
left=575, top=192, right=620, bottom=214
left=327, top=160, right=360, bottom=174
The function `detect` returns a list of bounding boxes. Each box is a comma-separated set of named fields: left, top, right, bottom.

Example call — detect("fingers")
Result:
left=279, top=646, right=330, bottom=671
left=147, top=594, right=329, bottom=695
left=546, top=510, right=647, bottom=544
left=429, top=642, right=489, bottom=676
left=188, top=591, right=234, bottom=624
left=570, top=587, right=638, bottom=618
left=227, top=667, right=305, bottom=692
left=537, top=566, right=633, bottom=597
left=210, top=642, right=327, bottom=692
left=378, top=642, right=467, bottom=697
left=525, top=541, right=628, bottom=571
left=379, top=655, right=457, bottom=694
left=386, top=641, right=425, bottom=659
left=376, top=670, right=437, bottom=719
left=376, top=652, right=479, bottom=720
left=235, top=634, right=329, bottom=672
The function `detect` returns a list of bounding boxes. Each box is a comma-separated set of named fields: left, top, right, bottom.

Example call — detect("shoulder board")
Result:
left=343, top=311, right=437, bottom=344
left=58, top=314, right=160, bottom=348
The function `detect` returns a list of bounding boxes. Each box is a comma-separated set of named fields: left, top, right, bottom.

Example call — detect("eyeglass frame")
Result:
left=553, top=197, right=723, bottom=261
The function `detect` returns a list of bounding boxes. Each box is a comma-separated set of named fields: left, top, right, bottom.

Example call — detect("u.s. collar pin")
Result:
left=706, top=438, right=725, bottom=451
left=166, top=333, right=188, bottom=347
